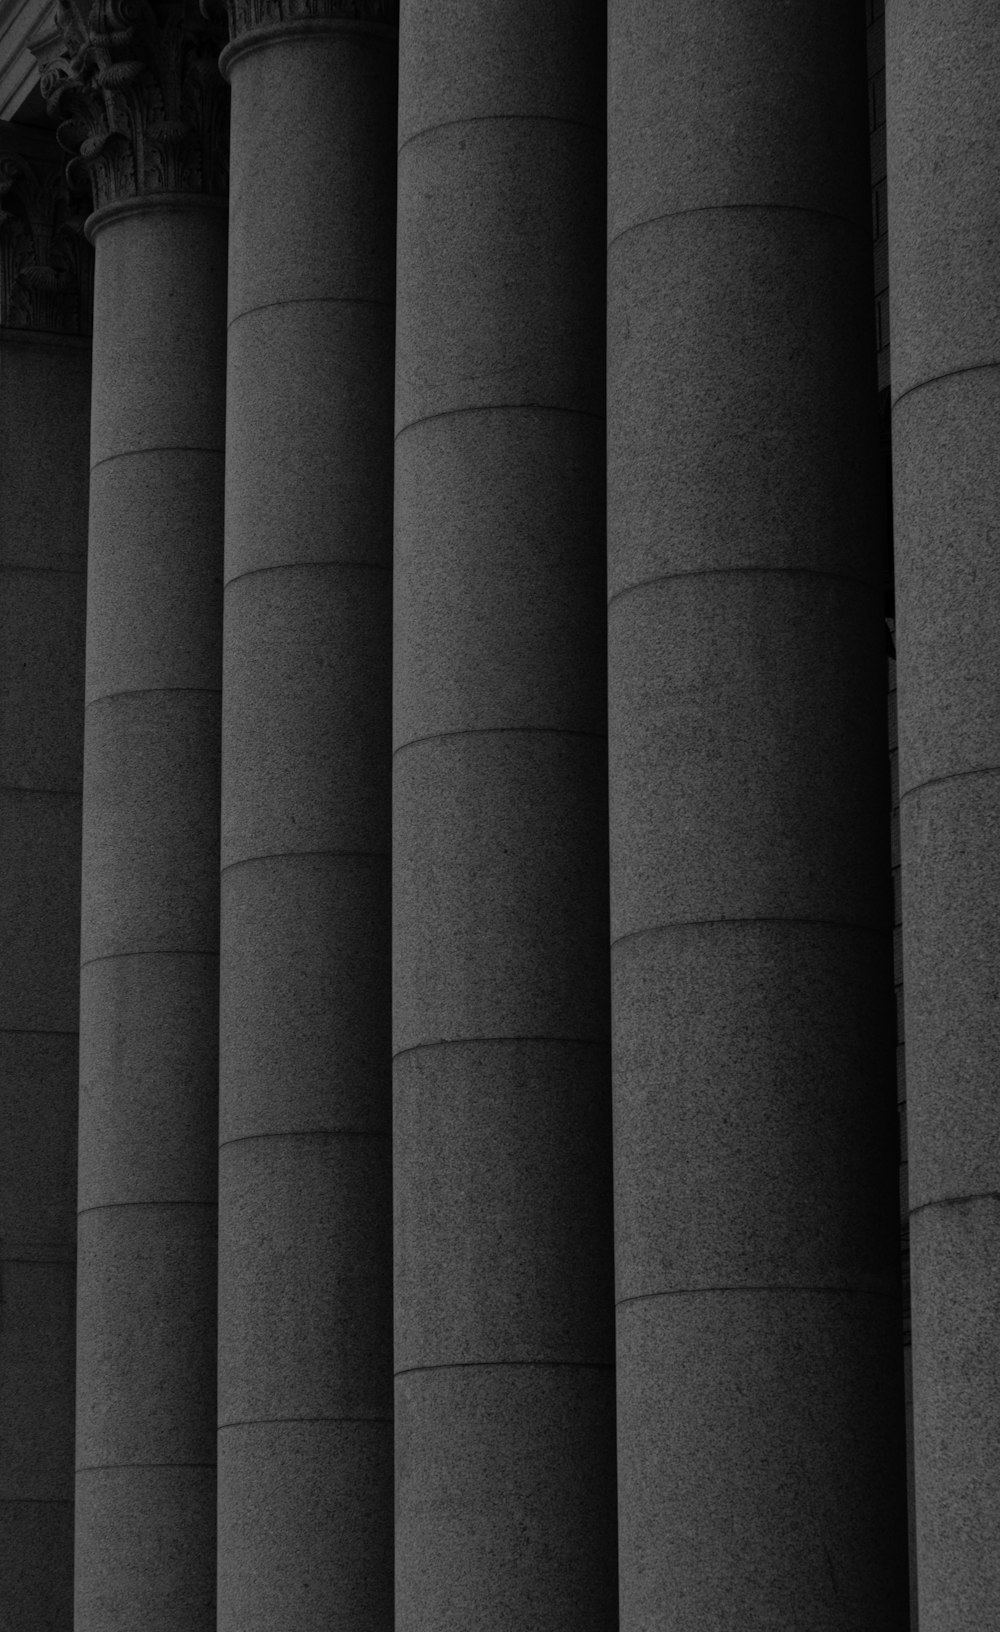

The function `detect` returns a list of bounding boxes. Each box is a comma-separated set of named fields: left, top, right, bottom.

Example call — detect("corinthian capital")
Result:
left=0, top=135, right=94, bottom=333
left=43, top=0, right=229, bottom=215
left=224, top=0, right=397, bottom=45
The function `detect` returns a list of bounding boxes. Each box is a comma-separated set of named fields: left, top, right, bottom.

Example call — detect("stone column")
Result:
left=393, top=6, right=616, bottom=1629
left=44, top=8, right=228, bottom=1628
left=216, top=5, right=395, bottom=1629
left=608, top=5, right=908, bottom=1626
left=0, top=130, right=92, bottom=1632
left=886, top=3, right=1000, bottom=1625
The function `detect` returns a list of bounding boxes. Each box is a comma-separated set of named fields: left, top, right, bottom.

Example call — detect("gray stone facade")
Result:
left=1, top=3, right=995, bottom=1628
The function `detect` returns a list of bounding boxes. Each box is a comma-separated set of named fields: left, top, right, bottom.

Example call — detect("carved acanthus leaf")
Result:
left=225, top=0, right=397, bottom=43
left=0, top=149, right=94, bottom=333
left=43, top=0, right=229, bottom=213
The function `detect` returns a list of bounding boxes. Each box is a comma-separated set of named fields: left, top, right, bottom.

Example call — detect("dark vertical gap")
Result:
left=867, top=1, right=918, bottom=1624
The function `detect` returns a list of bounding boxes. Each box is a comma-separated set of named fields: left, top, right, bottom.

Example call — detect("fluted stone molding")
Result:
left=43, top=0, right=227, bottom=215
left=0, top=143, right=93, bottom=333
left=45, top=3, right=229, bottom=1627
left=607, top=3, right=909, bottom=1626
left=0, top=277, right=91, bottom=1630
left=217, top=5, right=395, bottom=1628
left=886, top=2, right=1000, bottom=1626
left=393, top=5, right=616, bottom=1629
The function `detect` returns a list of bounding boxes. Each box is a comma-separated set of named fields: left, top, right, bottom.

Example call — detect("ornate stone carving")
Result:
left=224, top=0, right=397, bottom=41
left=0, top=147, right=93, bottom=333
left=42, top=0, right=229, bottom=214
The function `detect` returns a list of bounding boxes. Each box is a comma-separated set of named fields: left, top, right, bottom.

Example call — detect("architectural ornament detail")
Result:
left=0, top=148, right=93, bottom=332
left=224, top=0, right=397, bottom=42
left=42, top=0, right=229, bottom=214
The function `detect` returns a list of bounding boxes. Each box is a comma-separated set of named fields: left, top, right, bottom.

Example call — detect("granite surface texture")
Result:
left=888, top=2, right=1000, bottom=1619
left=76, top=202, right=225, bottom=1632
left=0, top=330, right=90, bottom=1631
left=608, top=3, right=908, bottom=1624
left=218, top=23, right=396, bottom=1630
left=393, top=3, right=617, bottom=1624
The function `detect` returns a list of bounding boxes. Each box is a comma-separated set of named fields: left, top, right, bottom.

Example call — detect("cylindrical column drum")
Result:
left=393, top=5, right=617, bottom=1629
left=217, top=9, right=397, bottom=1629
left=0, top=324, right=90, bottom=1631
left=887, top=2, right=1000, bottom=1625
left=608, top=4, right=909, bottom=1625
left=76, top=197, right=226, bottom=1632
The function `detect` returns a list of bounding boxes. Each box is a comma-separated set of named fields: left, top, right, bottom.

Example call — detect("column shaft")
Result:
left=886, top=2, right=1000, bottom=1625
left=608, top=4, right=908, bottom=1625
left=217, top=15, right=397, bottom=1630
left=0, top=327, right=90, bottom=1631
left=393, top=5, right=616, bottom=1628
left=76, top=199, right=226, bottom=1632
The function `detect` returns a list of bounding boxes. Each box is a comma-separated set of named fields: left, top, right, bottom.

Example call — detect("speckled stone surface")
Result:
left=76, top=202, right=225, bottom=1629
left=75, top=1204, right=216, bottom=1470
left=74, top=1465, right=216, bottom=1632
left=395, top=120, right=604, bottom=431
left=393, top=732, right=609, bottom=1052
left=395, top=1366, right=617, bottom=1632
left=81, top=692, right=221, bottom=959
left=218, top=1134, right=390, bottom=1426
left=885, top=0, right=1000, bottom=402
left=217, top=1420, right=392, bottom=1632
left=220, top=854, right=389, bottom=1142
left=85, top=452, right=223, bottom=701
left=608, top=4, right=906, bottom=1625
left=393, top=4, right=615, bottom=1625
left=608, top=0, right=871, bottom=244
left=612, top=921, right=899, bottom=1300
left=225, top=303, right=393, bottom=581
left=0, top=328, right=90, bottom=1631
left=393, top=410, right=605, bottom=743
left=225, top=31, right=396, bottom=316
left=394, top=1039, right=613, bottom=1369
left=0, top=789, right=82, bottom=1031
left=909, top=1200, right=1000, bottom=1631
left=78, top=954, right=219, bottom=1208
left=219, top=21, right=396, bottom=1629
left=397, top=0, right=602, bottom=138
left=899, top=777, right=1000, bottom=1211
left=1, top=566, right=86, bottom=788
left=887, top=4, right=1000, bottom=1623
left=892, top=374, right=1000, bottom=795
left=608, top=572, right=888, bottom=941
left=0, top=1034, right=78, bottom=1627
left=607, top=209, right=881, bottom=597
left=0, top=1499, right=74, bottom=1630
left=88, top=205, right=227, bottom=464
left=0, top=333, right=91, bottom=573
left=616, top=1292, right=906, bottom=1631
left=221, top=565, right=390, bottom=865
